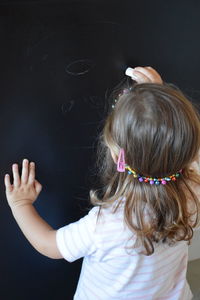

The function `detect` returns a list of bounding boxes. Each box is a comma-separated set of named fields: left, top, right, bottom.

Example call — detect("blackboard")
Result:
left=1, top=1, right=200, bottom=299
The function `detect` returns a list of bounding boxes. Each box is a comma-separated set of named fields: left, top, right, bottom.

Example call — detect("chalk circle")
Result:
left=65, top=59, right=95, bottom=76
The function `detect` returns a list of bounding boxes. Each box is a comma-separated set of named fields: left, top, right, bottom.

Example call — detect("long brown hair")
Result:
left=90, top=82, right=200, bottom=255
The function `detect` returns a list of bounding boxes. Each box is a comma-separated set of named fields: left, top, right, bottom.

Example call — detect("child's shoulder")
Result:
left=89, top=197, right=125, bottom=223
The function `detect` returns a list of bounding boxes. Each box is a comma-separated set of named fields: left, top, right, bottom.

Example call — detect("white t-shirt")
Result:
left=56, top=200, right=193, bottom=300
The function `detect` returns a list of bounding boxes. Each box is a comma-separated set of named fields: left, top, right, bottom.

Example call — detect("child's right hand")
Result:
left=125, top=66, right=163, bottom=84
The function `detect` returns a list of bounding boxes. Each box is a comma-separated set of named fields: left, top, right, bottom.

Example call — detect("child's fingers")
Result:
left=130, top=69, right=152, bottom=83
left=21, top=159, right=29, bottom=184
left=12, top=164, right=20, bottom=187
left=134, top=67, right=162, bottom=84
left=142, top=66, right=163, bottom=83
left=4, top=174, right=12, bottom=192
left=35, top=180, right=42, bottom=195
left=146, top=66, right=162, bottom=77
left=28, top=162, right=35, bottom=184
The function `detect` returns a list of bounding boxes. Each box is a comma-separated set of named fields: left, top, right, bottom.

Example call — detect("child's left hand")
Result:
left=4, top=159, right=42, bottom=210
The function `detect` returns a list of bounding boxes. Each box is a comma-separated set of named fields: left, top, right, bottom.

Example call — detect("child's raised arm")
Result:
left=4, top=159, right=63, bottom=259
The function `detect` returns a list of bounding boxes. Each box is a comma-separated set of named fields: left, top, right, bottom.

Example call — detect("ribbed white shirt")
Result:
left=56, top=200, right=193, bottom=300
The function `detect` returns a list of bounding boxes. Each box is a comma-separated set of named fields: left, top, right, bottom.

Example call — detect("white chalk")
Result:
left=125, top=67, right=134, bottom=77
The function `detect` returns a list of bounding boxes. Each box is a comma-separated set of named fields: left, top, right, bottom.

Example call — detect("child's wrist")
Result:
left=10, top=200, right=33, bottom=212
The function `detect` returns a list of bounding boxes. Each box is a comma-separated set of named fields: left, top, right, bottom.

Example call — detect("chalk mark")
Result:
left=83, top=95, right=103, bottom=109
left=26, top=32, right=55, bottom=57
left=61, top=100, right=75, bottom=114
left=65, top=59, right=95, bottom=76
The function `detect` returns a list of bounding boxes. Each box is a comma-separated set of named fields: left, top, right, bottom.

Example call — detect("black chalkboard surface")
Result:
left=1, top=1, right=200, bottom=299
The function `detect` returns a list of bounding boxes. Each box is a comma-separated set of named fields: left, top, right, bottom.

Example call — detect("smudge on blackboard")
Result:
left=26, top=32, right=55, bottom=57
left=42, top=53, right=49, bottom=61
left=65, top=59, right=95, bottom=76
left=104, top=88, right=110, bottom=100
left=83, top=95, right=103, bottom=109
left=61, top=100, right=75, bottom=114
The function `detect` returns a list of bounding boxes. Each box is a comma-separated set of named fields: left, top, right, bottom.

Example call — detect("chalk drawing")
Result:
left=65, top=59, right=95, bottom=76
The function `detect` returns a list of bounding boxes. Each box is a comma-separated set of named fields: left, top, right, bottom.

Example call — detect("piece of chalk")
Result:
left=125, top=67, right=134, bottom=77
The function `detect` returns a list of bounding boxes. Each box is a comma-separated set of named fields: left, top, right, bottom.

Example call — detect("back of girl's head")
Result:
left=91, top=82, right=200, bottom=255
left=105, top=83, right=200, bottom=178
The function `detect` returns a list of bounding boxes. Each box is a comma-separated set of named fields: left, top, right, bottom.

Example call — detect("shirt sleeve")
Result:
left=56, top=207, right=99, bottom=262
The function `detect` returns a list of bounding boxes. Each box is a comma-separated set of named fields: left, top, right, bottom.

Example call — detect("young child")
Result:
left=4, top=67, right=200, bottom=300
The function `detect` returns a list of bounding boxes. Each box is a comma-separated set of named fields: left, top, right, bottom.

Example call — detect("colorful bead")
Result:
left=125, top=165, right=182, bottom=185
left=123, top=88, right=129, bottom=94
left=165, top=177, right=171, bottom=181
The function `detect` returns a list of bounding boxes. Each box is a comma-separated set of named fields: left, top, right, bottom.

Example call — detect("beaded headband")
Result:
left=111, top=87, right=132, bottom=109
left=117, top=149, right=182, bottom=185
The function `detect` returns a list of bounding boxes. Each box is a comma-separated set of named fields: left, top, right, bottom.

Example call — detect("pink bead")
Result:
left=161, top=180, right=166, bottom=185
left=123, top=88, right=129, bottom=94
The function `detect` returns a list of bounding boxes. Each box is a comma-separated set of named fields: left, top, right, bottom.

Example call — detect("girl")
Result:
left=4, top=67, right=200, bottom=300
